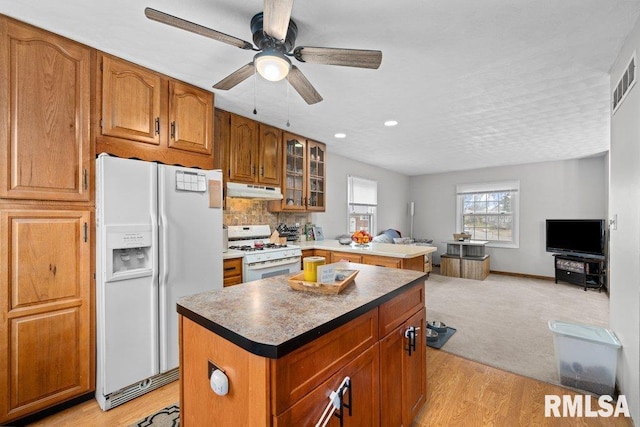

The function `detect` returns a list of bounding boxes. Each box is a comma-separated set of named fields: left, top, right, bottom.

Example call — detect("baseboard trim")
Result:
left=489, top=270, right=554, bottom=281
left=433, top=265, right=554, bottom=282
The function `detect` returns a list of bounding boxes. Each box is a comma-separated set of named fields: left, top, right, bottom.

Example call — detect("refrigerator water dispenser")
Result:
left=105, top=225, right=153, bottom=282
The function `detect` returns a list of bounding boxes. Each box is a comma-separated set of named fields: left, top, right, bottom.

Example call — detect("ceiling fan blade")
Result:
left=288, top=66, right=322, bottom=105
left=293, top=46, right=382, bottom=69
left=263, top=0, right=294, bottom=40
left=213, top=63, right=256, bottom=90
left=145, top=7, right=253, bottom=50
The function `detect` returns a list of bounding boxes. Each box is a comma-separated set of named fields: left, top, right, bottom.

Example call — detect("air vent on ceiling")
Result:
left=612, top=51, right=636, bottom=114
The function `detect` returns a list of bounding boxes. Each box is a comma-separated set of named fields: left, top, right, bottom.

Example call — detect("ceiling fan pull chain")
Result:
left=253, top=68, right=258, bottom=115
left=286, top=76, right=291, bottom=127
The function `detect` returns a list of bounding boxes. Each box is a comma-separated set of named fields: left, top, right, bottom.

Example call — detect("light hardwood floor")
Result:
left=27, top=348, right=632, bottom=426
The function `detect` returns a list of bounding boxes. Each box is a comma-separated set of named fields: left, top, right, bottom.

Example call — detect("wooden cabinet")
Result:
left=223, top=258, right=243, bottom=287
left=269, top=133, right=326, bottom=212
left=331, top=252, right=363, bottom=264
left=306, top=140, right=326, bottom=211
left=99, top=54, right=161, bottom=145
left=313, top=249, right=331, bottom=260
left=0, top=17, right=94, bottom=424
left=270, top=309, right=378, bottom=414
left=214, top=110, right=326, bottom=204
left=258, top=123, right=282, bottom=186
left=275, top=344, right=379, bottom=426
left=228, top=114, right=256, bottom=183
left=0, top=207, right=91, bottom=423
left=179, top=281, right=426, bottom=425
left=0, top=17, right=91, bottom=202
left=379, top=283, right=426, bottom=426
left=97, top=54, right=214, bottom=169
left=348, top=252, right=424, bottom=272
left=363, top=254, right=402, bottom=269
left=222, top=113, right=282, bottom=186
left=167, top=80, right=213, bottom=155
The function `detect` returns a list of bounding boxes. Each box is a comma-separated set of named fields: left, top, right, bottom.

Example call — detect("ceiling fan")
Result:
left=144, top=1, right=382, bottom=104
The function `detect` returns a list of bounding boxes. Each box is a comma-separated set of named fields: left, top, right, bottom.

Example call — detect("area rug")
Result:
left=425, top=271, right=610, bottom=386
left=129, top=403, right=179, bottom=427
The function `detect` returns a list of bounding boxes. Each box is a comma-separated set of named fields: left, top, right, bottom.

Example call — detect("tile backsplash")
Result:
left=224, top=198, right=309, bottom=233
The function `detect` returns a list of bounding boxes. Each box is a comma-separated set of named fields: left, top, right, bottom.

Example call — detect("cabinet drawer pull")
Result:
left=155, top=117, right=160, bottom=135
left=224, top=266, right=236, bottom=271
left=170, top=121, right=177, bottom=139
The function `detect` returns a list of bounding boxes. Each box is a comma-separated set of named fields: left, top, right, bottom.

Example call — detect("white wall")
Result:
left=609, top=17, right=640, bottom=423
left=408, top=158, right=607, bottom=276
left=310, top=152, right=411, bottom=239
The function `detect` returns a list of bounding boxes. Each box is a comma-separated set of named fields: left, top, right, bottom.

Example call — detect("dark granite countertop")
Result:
left=177, top=263, right=427, bottom=359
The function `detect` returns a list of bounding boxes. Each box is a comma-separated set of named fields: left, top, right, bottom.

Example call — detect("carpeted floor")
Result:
left=425, top=270, right=610, bottom=386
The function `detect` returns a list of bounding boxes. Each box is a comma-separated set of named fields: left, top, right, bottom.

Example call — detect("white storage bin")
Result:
left=548, top=320, right=621, bottom=395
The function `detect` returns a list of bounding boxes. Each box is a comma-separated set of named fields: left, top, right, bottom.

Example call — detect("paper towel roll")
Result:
left=303, top=256, right=326, bottom=282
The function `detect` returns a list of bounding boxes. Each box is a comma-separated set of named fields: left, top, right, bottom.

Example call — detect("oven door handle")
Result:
left=245, top=257, right=300, bottom=270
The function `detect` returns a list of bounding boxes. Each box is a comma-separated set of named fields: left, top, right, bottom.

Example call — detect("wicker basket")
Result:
left=453, top=233, right=472, bottom=241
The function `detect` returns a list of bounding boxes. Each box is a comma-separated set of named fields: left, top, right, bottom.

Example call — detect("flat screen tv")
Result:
left=545, top=219, right=606, bottom=258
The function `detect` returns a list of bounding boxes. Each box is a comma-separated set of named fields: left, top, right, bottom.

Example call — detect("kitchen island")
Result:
left=177, top=263, right=427, bottom=426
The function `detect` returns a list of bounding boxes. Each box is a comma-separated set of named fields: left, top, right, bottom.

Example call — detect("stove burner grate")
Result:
left=229, top=243, right=289, bottom=252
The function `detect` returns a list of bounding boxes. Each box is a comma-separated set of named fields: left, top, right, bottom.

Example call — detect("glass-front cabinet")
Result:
left=307, top=141, right=325, bottom=211
left=272, top=133, right=326, bottom=212
left=283, top=135, right=306, bottom=209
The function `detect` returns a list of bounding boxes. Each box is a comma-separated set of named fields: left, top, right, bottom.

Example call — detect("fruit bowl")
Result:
left=351, top=230, right=372, bottom=245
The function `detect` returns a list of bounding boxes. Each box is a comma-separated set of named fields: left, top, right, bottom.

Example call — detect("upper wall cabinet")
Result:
left=97, top=54, right=214, bottom=169
left=221, top=112, right=282, bottom=186
left=100, top=55, right=162, bottom=145
left=0, top=17, right=91, bottom=202
left=269, top=133, right=326, bottom=212
left=258, top=123, right=282, bottom=186
left=168, top=80, right=213, bottom=155
left=228, top=114, right=256, bottom=183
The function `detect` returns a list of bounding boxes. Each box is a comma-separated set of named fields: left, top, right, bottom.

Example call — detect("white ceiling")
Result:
left=2, top=0, right=640, bottom=176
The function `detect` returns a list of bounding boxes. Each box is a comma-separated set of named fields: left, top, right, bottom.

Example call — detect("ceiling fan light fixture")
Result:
left=254, top=50, right=291, bottom=82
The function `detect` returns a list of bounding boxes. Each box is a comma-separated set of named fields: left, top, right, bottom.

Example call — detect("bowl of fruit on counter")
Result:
left=351, top=230, right=372, bottom=246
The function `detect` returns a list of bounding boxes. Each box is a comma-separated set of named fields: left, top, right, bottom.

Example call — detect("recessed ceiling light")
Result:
left=384, top=120, right=398, bottom=127
left=334, top=132, right=347, bottom=139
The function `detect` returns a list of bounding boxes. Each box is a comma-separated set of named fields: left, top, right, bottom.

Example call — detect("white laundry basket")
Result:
left=548, top=320, right=621, bottom=395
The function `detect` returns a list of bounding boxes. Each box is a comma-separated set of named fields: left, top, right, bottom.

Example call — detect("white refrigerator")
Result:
left=95, top=154, right=223, bottom=410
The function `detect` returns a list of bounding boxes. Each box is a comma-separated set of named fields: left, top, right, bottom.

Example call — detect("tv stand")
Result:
left=553, top=254, right=606, bottom=292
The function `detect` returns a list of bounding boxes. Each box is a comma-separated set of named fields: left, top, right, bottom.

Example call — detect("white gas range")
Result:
left=227, top=225, right=302, bottom=282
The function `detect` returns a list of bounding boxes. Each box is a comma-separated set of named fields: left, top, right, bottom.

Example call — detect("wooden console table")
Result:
left=440, top=240, right=490, bottom=280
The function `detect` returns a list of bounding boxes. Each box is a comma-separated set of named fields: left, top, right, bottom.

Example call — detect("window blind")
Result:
left=348, top=176, right=377, bottom=206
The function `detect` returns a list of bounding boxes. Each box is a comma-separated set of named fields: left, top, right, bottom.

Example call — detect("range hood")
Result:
left=226, top=182, right=283, bottom=200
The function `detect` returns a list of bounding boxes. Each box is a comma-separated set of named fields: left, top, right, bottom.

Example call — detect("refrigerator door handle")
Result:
left=159, top=212, right=169, bottom=290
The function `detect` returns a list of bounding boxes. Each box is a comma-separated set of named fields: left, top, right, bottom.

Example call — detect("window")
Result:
left=456, top=180, right=519, bottom=248
left=348, top=176, right=377, bottom=234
